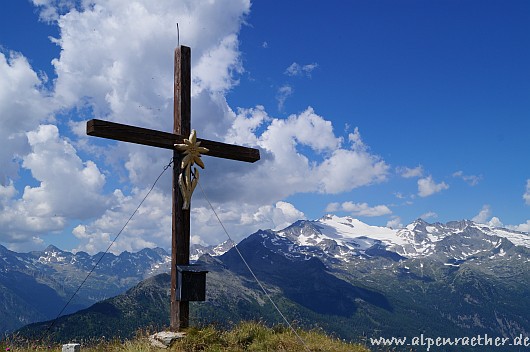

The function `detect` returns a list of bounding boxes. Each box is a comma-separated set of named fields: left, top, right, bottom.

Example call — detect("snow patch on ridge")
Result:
left=318, top=214, right=405, bottom=246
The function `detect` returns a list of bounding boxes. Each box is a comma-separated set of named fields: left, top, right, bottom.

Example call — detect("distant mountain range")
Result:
left=0, top=237, right=234, bottom=334
left=4, top=216, right=530, bottom=351
left=0, top=244, right=172, bottom=333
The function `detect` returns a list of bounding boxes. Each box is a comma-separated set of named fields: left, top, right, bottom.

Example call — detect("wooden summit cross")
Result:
left=86, top=46, right=260, bottom=331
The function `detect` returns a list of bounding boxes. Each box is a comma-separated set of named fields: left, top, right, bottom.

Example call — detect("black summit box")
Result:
left=176, top=265, right=208, bottom=301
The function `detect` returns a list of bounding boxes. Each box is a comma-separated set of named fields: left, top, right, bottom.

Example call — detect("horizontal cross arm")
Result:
left=87, top=119, right=175, bottom=149
left=87, top=119, right=260, bottom=163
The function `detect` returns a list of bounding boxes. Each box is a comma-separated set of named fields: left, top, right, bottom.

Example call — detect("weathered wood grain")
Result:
left=87, top=119, right=260, bottom=163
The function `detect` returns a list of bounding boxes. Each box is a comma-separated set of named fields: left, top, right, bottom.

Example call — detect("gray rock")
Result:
left=149, top=331, right=186, bottom=348
left=62, top=344, right=80, bottom=352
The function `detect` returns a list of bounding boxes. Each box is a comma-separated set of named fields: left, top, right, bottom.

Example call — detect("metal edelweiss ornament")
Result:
left=174, top=130, right=209, bottom=210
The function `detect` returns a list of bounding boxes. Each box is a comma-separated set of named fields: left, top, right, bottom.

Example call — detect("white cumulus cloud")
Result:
left=277, top=85, right=293, bottom=111
left=397, top=165, right=423, bottom=178
left=325, top=201, right=392, bottom=217
left=472, top=204, right=491, bottom=224
left=452, top=170, right=482, bottom=186
left=72, top=187, right=171, bottom=254
left=31, top=0, right=78, bottom=22
left=0, top=51, right=54, bottom=185
left=22, top=125, right=107, bottom=218
left=471, top=204, right=503, bottom=227
left=1, top=0, right=392, bottom=253
left=284, top=62, right=318, bottom=77
left=189, top=201, right=305, bottom=246
left=386, top=216, right=403, bottom=229
left=508, top=220, right=530, bottom=233
left=418, top=176, right=449, bottom=197
left=0, top=125, right=108, bottom=246
left=420, top=211, right=438, bottom=220
left=200, top=107, right=388, bottom=206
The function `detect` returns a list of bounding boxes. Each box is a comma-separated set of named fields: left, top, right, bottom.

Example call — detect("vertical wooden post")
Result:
left=86, top=44, right=259, bottom=333
left=171, top=46, right=191, bottom=331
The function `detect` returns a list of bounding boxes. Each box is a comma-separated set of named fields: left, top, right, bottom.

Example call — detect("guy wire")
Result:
left=43, top=158, right=174, bottom=339
left=197, top=180, right=312, bottom=352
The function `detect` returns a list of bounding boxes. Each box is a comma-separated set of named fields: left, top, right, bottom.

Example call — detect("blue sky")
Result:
left=0, top=0, right=529, bottom=253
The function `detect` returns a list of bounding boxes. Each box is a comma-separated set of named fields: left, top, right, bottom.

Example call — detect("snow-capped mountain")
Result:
left=190, top=240, right=233, bottom=261
left=216, top=215, right=530, bottom=343
left=275, top=215, right=404, bottom=262
left=30, top=245, right=172, bottom=276
left=0, top=245, right=171, bottom=333
left=275, top=214, right=529, bottom=263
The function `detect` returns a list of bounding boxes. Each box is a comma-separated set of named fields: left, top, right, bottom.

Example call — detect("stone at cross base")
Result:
left=149, top=331, right=186, bottom=349
left=62, top=344, right=80, bottom=352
